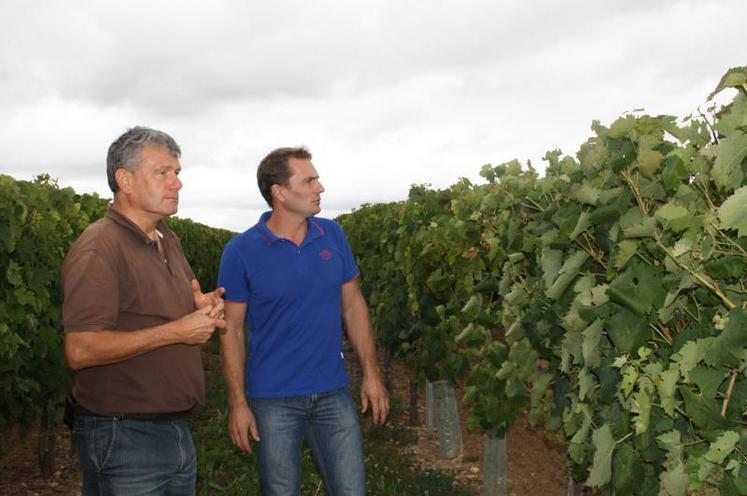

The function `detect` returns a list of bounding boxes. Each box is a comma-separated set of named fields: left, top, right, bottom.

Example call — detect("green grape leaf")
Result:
left=657, top=430, right=683, bottom=462
left=426, top=268, right=451, bottom=293
left=541, top=248, right=563, bottom=288
left=6, top=260, right=23, bottom=287
left=461, top=294, right=482, bottom=316
left=705, top=255, right=746, bottom=280
left=716, top=92, right=747, bottom=137
left=455, top=323, right=475, bottom=343
left=569, top=409, right=592, bottom=463
left=596, top=359, right=622, bottom=403
left=613, top=239, right=639, bottom=270
left=679, top=385, right=726, bottom=430
left=529, top=373, right=552, bottom=425
left=561, top=330, right=583, bottom=373
left=582, top=319, right=604, bottom=368
left=621, top=365, right=638, bottom=398
left=661, top=117, right=689, bottom=142
left=663, top=272, right=694, bottom=308
left=690, top=367, right=727, bottom=399
left=575, top=183, right=600, bottom=205
left=713, top=131, right=747, bottom=192
left=657, top=367, right=680, bottom=417
left=591, top=284, right=609, bottom=306
left=14, top=287, right=38, bottom=308
left=585, top=424, right=615, bottom=488
left=698, top=430, right=740, bottom=480
left=508, top=338, right=538, bottom=379
left=655, top=201, right=689, bottom=223
left=471, top=277, right=501, bottom=294
left=569, top=211, right=591, bottom=240
left=706, top=308, right=747, bottom=367
left=607, top=261, right=666, bottom=317
left=606, top=308, right=649, bottom=354
left=612, top=443, right=644, bottom=494
left=612, top=442, right=643, bottom=494
left=622, top=216, right=657, bottom=238
left=660, top=464, right=688, bottom=496
left=707, top=66, right=747, bottom=100
left=638, top=148, right=664, bottom=177
left=718, top=186, right=747, bottom=236
left=507, top=252, right=525, bottom=264
left=633, top=393, right=653, bottom=436
left=707, top=431, right=740, bottom=464
left=546, top=251, right=589, bottom=301
left=609, top=115, right=637, bottom=138
left=578, top=367, right=597, bottom=401
left=672, top=338, right=714, bottom=379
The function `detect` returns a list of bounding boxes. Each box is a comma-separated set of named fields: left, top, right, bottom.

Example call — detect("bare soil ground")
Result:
left=0, top=424, right=80, bottom=496
left=1, top=357, right=576, bottom=495
left=384, top=359, right=572, bottom=496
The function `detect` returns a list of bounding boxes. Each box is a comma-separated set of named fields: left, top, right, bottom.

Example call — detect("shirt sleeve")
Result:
left=217, top=240, right=250, bottom=302
left=62, top=246, right=119, bottom=332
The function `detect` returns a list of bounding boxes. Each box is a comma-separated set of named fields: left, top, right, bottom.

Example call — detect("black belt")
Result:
left=73, top=404, right=192, bottom=422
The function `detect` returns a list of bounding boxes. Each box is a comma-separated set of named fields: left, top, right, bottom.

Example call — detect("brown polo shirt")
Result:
left=62, top=206, right=205, bottom=415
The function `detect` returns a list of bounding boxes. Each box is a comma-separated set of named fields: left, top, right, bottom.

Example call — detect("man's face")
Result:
left=276, top=157, right=325, bottom=217
left=122, top=144, right=183, bottom=219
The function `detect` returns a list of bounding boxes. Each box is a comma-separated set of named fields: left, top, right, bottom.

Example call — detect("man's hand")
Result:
left=360, top=373, right=389, bottom=425
left=65, top=302, right=227, bottom=370
left=228, top=403, right=260, bottom=454
left=192, top=279, right=225, bottom=318
left=342, top=278, right=389, bottom=424
left=174, top=305, right=226, bottom=345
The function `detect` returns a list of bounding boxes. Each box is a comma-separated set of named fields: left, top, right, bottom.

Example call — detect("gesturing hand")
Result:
left=177, top=305, right=226, bottom=344
left=192, top=279, right=226, bottom=320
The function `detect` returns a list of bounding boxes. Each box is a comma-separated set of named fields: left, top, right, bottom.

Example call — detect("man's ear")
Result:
left=115, top=168, right=131, bottom=194
left=271, top=183, right=285, bottom=203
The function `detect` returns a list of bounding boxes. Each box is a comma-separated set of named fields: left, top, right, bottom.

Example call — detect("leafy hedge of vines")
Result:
left=339, top=68, right=747, bottom=495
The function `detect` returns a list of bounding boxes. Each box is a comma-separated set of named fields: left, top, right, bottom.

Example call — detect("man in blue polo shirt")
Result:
left=218, top=147, right=389, bottom=495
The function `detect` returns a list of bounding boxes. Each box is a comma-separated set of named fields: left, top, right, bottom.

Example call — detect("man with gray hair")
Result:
left=62, top=126, right=225, bottom=495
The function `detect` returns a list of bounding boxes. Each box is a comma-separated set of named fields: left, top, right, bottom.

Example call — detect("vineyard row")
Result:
left=338, top=67, right=747, bottom=495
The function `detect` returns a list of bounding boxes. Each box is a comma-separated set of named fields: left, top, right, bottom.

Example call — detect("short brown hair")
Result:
left=257, top=147, right=312, bottom=207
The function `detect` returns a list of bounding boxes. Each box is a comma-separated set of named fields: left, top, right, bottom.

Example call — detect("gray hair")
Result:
left=106, top=126, right=181, bottom=192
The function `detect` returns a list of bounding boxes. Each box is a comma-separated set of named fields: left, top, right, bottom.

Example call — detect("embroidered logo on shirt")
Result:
left=319, top=249, right=333, bottom=261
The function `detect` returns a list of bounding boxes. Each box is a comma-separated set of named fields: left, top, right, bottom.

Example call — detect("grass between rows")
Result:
left=190, top=343, right=471, bottom=495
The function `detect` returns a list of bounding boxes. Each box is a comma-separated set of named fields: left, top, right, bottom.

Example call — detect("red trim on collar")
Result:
left=311, top=220, right=325, bottom=236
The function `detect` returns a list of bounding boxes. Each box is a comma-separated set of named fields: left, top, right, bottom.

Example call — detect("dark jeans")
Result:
left=250, top=386, right=366, bottom=495
left=72, top=416, right=196, bottom=496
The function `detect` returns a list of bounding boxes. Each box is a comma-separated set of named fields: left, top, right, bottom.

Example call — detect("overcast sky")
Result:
left=1, top=1, right=744, bottom=232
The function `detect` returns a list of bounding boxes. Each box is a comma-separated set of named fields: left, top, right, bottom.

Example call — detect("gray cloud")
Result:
left=0, top=0, right=745, bottom=232
left=0, top=0, right=694, bottom=114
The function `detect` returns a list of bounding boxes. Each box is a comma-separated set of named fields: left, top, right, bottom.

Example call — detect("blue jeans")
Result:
left=250, top=387, right=365, bottom=496
left=72, top=416, right=196, bottom=495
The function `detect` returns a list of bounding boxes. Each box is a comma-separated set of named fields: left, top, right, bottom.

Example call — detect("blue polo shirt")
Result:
left=217, top=212, right=359, bottom=398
